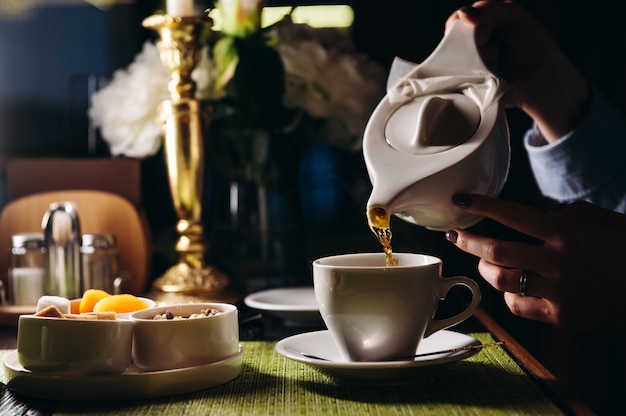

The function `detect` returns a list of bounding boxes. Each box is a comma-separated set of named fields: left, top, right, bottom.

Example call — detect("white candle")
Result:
left=166, top=0, right=194, bottom=17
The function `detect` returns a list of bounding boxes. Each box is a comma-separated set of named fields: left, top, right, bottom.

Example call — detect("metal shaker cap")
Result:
left=80, top=233, right=117, bottom=253
left=11, top=233, right=45, bottom=251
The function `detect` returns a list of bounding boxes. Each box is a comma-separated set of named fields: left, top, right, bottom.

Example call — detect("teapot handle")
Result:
left=419, top=19, right=489, bottom=75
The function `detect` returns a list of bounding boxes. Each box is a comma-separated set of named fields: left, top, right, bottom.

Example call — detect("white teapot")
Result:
left=363, top=20, right=510, bottom=231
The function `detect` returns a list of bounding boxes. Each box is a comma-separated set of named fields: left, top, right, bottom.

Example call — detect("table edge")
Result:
left=473, top=307, right=596, bottom=416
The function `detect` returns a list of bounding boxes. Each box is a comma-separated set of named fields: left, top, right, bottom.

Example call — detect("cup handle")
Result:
left=423, top=276, right=481, bottom=338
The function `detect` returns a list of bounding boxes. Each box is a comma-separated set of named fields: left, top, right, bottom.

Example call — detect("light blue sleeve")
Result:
left=524, top=87, right=626, bottom=214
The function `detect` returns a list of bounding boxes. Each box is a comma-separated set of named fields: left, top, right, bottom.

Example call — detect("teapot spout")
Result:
left=365, top=186, right=401, bottom=230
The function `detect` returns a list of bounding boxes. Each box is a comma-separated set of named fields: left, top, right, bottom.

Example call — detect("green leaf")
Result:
left=213, top=36, right=239, bottom=95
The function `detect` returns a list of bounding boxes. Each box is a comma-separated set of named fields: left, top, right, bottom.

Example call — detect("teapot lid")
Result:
left=385, top=92, right=480, bottom=155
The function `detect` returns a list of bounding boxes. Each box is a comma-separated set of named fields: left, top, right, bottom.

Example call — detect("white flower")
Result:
left=89, top=42, right=167, bottom=158
left=270, top=19, right=386, bottom=150
left=89, top=11, right=386, bottom=157
left=194, top=47, right=224, bottom=101
left=89, top=42, right=215, bottom=158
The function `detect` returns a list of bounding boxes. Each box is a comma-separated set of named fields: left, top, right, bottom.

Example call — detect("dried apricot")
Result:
left=93, top=294, right=149, bottom=314
left=70, top=300, right=80, bottom=314
left=79, top=289, right=112, bottom=313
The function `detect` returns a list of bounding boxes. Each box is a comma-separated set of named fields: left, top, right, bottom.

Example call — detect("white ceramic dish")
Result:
left=130, top=303, right=239, bottom=371
left=244, top=287, right=323, bottom=326
left=275, top=330, right=480, bottom=384
left=3, top=346, right=243, bottom=401
left=17, top=314, right=134, bottom=375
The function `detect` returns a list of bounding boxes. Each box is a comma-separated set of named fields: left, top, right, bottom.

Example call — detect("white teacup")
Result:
left=313, top=252, right=481, bottom=362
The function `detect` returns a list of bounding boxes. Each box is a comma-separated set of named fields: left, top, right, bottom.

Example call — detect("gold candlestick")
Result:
left=143, top=14, right=239, bottom=304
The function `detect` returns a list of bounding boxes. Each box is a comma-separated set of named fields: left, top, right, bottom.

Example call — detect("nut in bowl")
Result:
left=17, top=314, right=134, bottom=375
left=130, top=303, right=239, bottom=372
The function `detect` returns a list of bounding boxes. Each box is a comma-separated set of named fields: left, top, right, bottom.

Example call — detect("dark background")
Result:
left=1, top=1, right=625, bottom=413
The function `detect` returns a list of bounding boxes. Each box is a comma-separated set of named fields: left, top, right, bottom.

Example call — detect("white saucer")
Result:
left=3, top=346, right=243, bottom=401
left=244, top=287, right=323, bottom=326
left=275, top=330, right=480, bottom=384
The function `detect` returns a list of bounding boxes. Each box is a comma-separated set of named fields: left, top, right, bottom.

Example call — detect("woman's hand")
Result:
left=446, top=193, right=626, bottom=337
left=445, top=1, right=589, bottom=142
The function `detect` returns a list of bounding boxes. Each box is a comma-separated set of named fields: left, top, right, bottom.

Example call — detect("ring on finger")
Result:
left=519, top=270, right=528, bottom=297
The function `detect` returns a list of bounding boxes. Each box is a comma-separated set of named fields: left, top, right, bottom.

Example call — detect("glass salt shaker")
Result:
left=8, top=233, right=46, bottom=305
left=81, top=233, right=121, bottom=294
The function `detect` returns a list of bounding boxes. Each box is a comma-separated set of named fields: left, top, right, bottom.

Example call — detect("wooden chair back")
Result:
left=0, top=190, right=151, bottom=296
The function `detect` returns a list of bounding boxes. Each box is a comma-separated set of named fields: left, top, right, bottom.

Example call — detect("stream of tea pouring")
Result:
left=363, top=20, right=511, bottom=259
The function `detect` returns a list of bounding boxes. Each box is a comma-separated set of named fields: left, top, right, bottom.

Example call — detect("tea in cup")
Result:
left=313, top=252, right=481, bottom=362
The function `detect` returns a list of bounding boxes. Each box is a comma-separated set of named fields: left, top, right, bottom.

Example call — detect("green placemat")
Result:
left=1, top=333, right=564, bottom=415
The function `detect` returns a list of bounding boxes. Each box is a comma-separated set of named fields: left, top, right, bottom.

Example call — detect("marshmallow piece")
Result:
left=36, top=296, right=71, bottom=315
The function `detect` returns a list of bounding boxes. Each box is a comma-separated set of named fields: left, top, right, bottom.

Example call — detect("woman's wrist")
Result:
left=524, top=71, right=590, bottom=143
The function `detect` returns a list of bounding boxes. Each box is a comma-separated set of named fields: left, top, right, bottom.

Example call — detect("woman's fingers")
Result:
left=503, top=292, right=556, bottom=323
left=478, top=261, right=534, bottom=296
left=452, top=193, right=557, bottom=241
left=447, top=226, right=554, bottom=274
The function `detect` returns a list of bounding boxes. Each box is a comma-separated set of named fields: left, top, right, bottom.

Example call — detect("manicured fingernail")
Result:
left=445, top=230, right=458, bottom=244
left=452, top=193, right=471, bottom=208
left=459, top=6, right=481, bottom=17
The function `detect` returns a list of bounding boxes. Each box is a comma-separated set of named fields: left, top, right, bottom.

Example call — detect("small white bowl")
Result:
left=130, top=303, right=239, bottom=372
left=17, top=314, right=134, bottom=375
